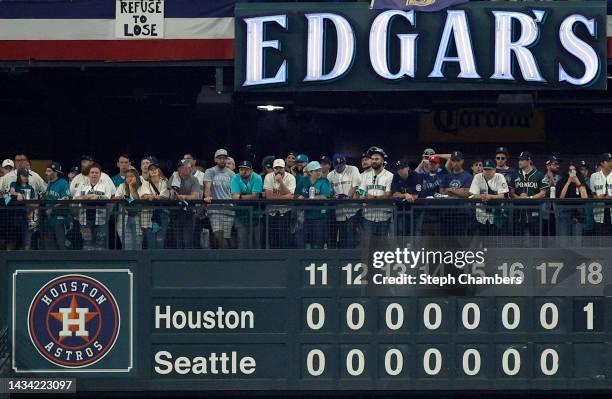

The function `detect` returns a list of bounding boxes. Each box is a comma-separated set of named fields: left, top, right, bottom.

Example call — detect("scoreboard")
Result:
left=2, top=249, right=612, bottom=392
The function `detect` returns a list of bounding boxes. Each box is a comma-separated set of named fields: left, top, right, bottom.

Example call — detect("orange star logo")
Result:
left=49, top=295, right=98, bottom=342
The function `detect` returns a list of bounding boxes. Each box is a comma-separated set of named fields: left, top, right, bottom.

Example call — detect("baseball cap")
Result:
left=80, top=154, right=95, bottom=162
left=287, top=151, right=297, bottom=157
left=227, top=157, right=235, bottom=165
left=214, top=149, right=229, bottom=158
left=451, top=151, right=464, bottom=161
left=423, top=148, right=436, bottom=157
left=49, top=161, right=64, bottom=175
left=577, top=160, right=589, bottom=169
left=600, top=153, right=612, bottom=163
left=518, top=151, right=532, bottom=161
left=273, top=159, right=286, bottom=168
left=177, top=159, right=190, bottom=168
left=483, top=159, right=496, bottom=170
left=429, top=156, right=441, bottom=164
left=332, top=153, right=346, bottom=168
left=2, top=159, right=14, bottom=168
left=545, top=155, right=561, bottom=165
left=495, top=147, right=509, bottom=156
left=306, top=161, right=322, bottom=172
left=17, top=168, right=31, bottom=177
left=262, top=155, right=275, bottom=169
left=69, top=166, right=80, bottom=174
left=296, top=154, right=309, bottom=163
left=320, top=156, right=331, bottom=165
left=361, top=151, right=370, bottom=160
left=395, top=158, right=410, bottom=169
left=143, top=155, right=159, bottom=166
left=238, top=160, right=252, bottom=169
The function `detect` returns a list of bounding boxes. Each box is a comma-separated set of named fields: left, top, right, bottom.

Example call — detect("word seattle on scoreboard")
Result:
left=3, top=249, right=612, bottom=391
left=234, top=1, right=607, bottom=91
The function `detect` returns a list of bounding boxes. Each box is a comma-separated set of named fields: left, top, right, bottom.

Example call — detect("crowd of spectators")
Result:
left=0, top=146, right=609, bottom=250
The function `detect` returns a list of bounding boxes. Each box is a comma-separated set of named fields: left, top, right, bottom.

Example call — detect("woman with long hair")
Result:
left=556, top=162, right=590, bottom=246
left=114, top=168, right=145, bottom=250
left=141, top=162, right=170, bottom=249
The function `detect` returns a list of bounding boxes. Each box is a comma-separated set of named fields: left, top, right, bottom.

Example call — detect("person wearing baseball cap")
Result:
left=360, top=151, right=372, bottom=174
left=392, top=158, right=424, bottom=238
left=203, top=148, right=236, bottom=249
left=43, top=161, right=71, bottom=249
left=589, top=153, right=612, bottom=236
left=260, top=155, right=275, bottom=179
left=328, top=152, right=362, bottom=248
left=440, top=150, right=473, bottom=237
left=263, top=159, right=296, bottom=248
left=511, top=151, right=548, bottom=238
left=0, top=153, right=47, bottom=195
left=231, top=160, right=263, bottom=249
left=2, top=159, right=14, bottom=172
left=469, top=159, right=510, bottom=238
left=419, top=155, right=447, bottom=198
left=285, top=151, right=297, bottom=171
left=544, top=155, right=562, bottom=188
left=292, top=154, right=309, bottom=177
left=67, top=167, right=80, bottom=182
left=8, top=168, right=39, bottom=249
left=295, top=161, right=332, bottom=249
left=495, top=147, right=514, bottom=186
left=577, top=160, right=591, bottom=187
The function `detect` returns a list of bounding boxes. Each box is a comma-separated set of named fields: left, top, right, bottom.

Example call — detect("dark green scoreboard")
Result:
left=2, top=249, right=611, bottom=392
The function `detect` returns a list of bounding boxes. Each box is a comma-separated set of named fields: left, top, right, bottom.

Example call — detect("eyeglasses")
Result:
left=496, top=157, right=506, bottom=160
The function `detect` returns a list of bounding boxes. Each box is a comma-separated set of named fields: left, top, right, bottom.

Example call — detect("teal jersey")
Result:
left=9, top=182, right=37, bottom=199
left=45, top=178, right=71, bottom=226
left=230, top=173, right=263, bottom=225
left=296, top=177, right=332, bottom=220
left=46, top=178, right=70, bottom=201
left=112, top=173, right=125, bottom=187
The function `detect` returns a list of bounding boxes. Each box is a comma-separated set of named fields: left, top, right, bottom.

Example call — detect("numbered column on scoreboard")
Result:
left=297, top=259, right=612, bottom=388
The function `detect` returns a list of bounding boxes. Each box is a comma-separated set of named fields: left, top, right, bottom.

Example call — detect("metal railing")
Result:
left=0, top=198, right=609, bottom=250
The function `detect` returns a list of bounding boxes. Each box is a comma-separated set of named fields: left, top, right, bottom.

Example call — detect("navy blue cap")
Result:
left=332, top=152, right=346, bottom=168
left=144, top=156, right=159, bottom=166
left=451, top=151, right=463, bottom=161
left=518, top=151, right=532, bottom=161
left=395, top=158, right=410, bottom=169
left=600, top=153, right=612, bottom=163
left=545, top=155, right=561, bottom=165
left=177, top=159, right=190, bottom=168
left=577, top=160, right=589, bottom=168
left=495, top=147, right=509, bottom=156
left=50, top=162, right=64, bottom=175
left=320, top=156, right=331, bottom=165
left=80, top=154, right=95, bottom=162
left=238, top=160, right=253, bottom=169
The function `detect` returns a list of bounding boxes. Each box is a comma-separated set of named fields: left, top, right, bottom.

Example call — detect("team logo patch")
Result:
left=27, top=275, right=120, bottom=368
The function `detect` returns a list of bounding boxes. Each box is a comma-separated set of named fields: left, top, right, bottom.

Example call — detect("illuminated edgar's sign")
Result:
left=234, top=2, right=607, bottom=91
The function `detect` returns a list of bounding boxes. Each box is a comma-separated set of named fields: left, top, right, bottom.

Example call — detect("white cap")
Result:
left=2, top=159, right=14, bottom=168
left=227, top=157, right=235, bottom=164
left=214, top=149, right=229, bottom=158
left=273, top=159, right=285, bottom=168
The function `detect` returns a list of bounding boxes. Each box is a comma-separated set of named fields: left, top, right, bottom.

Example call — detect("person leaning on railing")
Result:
left=8, top=168, right=38, bottom=250
left=263, top=159, right=296, bottom=249
left=588, top=152, right=612, bottom=237
left=556, top=162, right=590, bottom=246
left=140, top=162, right=170, bottom=249
left=468, top=159, right=509, bottom=238
left=42, top=162, right=71, bottom=250
left=295, top=161, right=332, bottom=249
left=75, top=163, right=114, bottom=251
left=169, top=159, right=202, bottom=249
left=356, top=147, right=394, bottom=237
left=510, top=152, right=548, bottom=238
left=230, top=160, right=263, bottom=249
left=114, top=168, right=146, bottom=250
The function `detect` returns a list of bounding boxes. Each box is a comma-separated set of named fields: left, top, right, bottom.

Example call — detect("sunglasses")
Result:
left=496, top=157, right=506, bottom=160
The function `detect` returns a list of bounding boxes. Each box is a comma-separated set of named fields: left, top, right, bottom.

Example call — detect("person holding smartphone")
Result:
left=557, top=162, right=589, bottom=246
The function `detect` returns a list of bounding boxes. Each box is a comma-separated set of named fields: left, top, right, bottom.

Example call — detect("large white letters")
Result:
left=370, top=10, right=418, bottom=79
left=558, top=14, right=599, bottom=86
left=243, top=15, right=288, bottom=86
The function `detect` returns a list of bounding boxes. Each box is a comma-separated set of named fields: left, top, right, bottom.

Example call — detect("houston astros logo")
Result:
left=28, top=275, right=120, bottom=368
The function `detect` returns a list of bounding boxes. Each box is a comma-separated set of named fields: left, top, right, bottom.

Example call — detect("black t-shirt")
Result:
left=391, top=171, right=423, bottom=196
left=556, top=177, right=590, bottom=199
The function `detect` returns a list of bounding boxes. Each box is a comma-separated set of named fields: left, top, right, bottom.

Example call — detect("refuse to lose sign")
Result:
left=115, top=0, right=164, bottom=39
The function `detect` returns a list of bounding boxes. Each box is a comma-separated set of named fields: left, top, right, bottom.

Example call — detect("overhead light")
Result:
left=257, top=105, right=285, bottom=112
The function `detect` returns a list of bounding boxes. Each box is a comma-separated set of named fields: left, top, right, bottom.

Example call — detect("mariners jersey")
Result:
left=513, top=168, right=548, bottom=197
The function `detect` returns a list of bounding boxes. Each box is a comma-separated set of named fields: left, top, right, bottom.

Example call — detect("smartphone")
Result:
left=569, top=170, right=576, bottom=177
